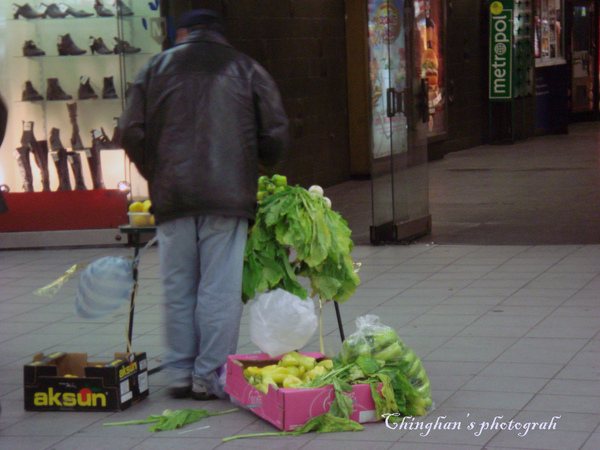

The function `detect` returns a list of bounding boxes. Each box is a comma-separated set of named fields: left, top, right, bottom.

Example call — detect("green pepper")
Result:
left=372, top=342, right=404, bottom=361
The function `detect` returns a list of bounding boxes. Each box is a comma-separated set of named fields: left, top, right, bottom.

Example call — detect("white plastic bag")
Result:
left=75, top=256, right=135, bottom=318
left=249, top=288, right=318, bottom=357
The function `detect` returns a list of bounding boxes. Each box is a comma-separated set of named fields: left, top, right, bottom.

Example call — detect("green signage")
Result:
left=489, top=0, right=513, bottom=100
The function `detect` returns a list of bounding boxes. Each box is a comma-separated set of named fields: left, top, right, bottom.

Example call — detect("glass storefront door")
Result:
left=568, top=1, right=598, bottom=117
left=367, top=0, right=431, bottom=243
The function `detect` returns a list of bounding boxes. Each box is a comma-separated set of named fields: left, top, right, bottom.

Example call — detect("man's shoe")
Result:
left=191, top=385, right=219, bottom=401
left=167, top=385, right=191, bottom=399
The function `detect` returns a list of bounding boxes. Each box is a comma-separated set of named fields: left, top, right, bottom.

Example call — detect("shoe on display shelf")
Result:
left=23, top=40, right=45, bottom=56
left=115, top=0, right=134, bottom=16
left=89, top=37, right=113, bottom=55
left=46, top=78, right=72, bottom=101
left=102, top=76, right=118, bottom=99
left=12, top=3, right=45, bottom=19
left=22, top=81, right=44, bottom=101
left=57, top=33, right=87, bottom=56
left=94, top=0, right=114, bottom=17
left=113, top=37, right=140, bottom=54
left=78, top=76, right=99, bottom=100
left=60, top=3, right=94, bottom=18
left=40, top=3, right=68, bottom=19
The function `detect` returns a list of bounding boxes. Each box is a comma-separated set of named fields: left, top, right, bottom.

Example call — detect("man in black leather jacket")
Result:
left=118, top=9, right=289, bottom=400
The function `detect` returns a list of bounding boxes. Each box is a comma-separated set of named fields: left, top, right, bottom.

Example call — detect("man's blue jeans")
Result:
left=157, top=215, right=247, bottom=397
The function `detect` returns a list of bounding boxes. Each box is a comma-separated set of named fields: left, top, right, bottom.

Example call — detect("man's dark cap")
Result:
left=176, top=9, right=222, bottom=30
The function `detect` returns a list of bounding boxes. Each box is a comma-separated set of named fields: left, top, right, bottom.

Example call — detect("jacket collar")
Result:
left=179, top=29, right=231, bottom=47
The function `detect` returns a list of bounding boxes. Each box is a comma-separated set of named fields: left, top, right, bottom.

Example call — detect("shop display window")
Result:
left=418, top=0, right=446, bottom=136
left=535, top=0, right=565, bottom=66
left=0, top=1, right=163, bottom=198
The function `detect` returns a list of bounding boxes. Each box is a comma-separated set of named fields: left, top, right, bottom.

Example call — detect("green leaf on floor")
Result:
left=103, top=408, right=237, bottom=432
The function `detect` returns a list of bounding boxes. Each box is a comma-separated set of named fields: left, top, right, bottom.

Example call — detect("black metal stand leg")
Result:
left=126, top=231, right=140, bottom=352
left=334, top=301, right=345, bottom=342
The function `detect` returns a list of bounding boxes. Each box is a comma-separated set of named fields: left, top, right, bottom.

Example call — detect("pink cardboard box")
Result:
left=225, top=352, right=380, bottom=431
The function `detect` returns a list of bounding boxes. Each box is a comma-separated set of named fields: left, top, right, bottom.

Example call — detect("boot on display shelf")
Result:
left=46, top=78, right=72, bottom=100
left=32, top=140, right=51, bottom=191
left=67, top=151, right=87, bottom=190
left=92, top=127, right=118, bottom=150
left=67, top=102, right=85, bottom=150
left=57, top=34, right=87, bottom=56
left=102, top=76, right=118, bottom=99
left=22, top=81, right=44, bottom=101
left=14, top=146, right=34, bottom=192
left=113, top=37, right=140, bottom=54
left=12, top=3, right=45, bottom=19
left=115, top=0, right=133, bottom=16
left=61, top=3, right=94, bottom=18
left=23, top=40, right=45, bottom=56
left=94, top=0, right=114, bottom=17
left=89, top=37, right=113, bottom=55
left=49, top=127, right=72, bottom=191
left=18, top=121, right=47, bottom=191
left=20, top=120, right=37, bottom=148
left=40, top=3, right=68, bottom=18
left=78, top=76, right=98, bottom=100
left=88, top=132, right=106, bottom=189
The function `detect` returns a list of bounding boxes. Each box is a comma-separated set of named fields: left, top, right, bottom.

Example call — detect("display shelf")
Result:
left=1, top=0, right=164, bottom=201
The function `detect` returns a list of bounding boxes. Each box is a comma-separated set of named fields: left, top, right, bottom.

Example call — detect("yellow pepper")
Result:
left=260, top=366, right=292, bottom=385
left=316, top=359, right=334, bottom=370
left=243, top=366, right=262, bottom=379
left=280, top=351, right=316, bottom=371
left=306, top=365, right=327, bottom=381
left=256, top=375, right=277, bottom=394
left=282, top=374, right=304, bottom=388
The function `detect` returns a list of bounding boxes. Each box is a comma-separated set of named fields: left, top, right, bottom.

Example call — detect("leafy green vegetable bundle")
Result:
left=331, top=315, right=433, bottom=417
left=242, top=185, right=360, bottom=303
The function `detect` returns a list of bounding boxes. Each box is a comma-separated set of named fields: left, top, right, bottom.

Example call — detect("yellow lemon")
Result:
left=128, top=201, right=144, bottom=213
left=142, top=200, right=152, bottom=212
left=132, top=214, right=150, bottom=227
left=149, top=215, right=156, bottom=226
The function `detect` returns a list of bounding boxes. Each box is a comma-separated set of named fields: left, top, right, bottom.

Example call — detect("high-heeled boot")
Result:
left=22, top=81, right=44, bottom=101
left=67, top=151, right=87, bottom=190
left=102, top=76, right=118, bottom=99
left=57, top=33, right=87, bottom=55
left=49, top=128, right=72, bottom=191
left=89, top=37, right=112, bottom=55
left=46, top=78, right=72, bottom=100
left=31, top=140, right=51, bottom=191
left=67, top=102, right=85, bottom=150
left=13, top=3, right=45, bottom=19
left=93, top=0, right=114, bottom=17
left=88, top=132, right=106, bottom=189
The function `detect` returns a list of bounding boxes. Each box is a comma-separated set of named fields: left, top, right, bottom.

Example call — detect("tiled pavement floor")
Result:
left=1, top=122, right=600, bottom=449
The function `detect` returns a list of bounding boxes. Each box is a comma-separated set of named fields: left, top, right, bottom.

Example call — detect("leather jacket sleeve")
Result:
left=117, top=60, right=152, bottom=179
left=252, top=66, right=289, bottom=167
